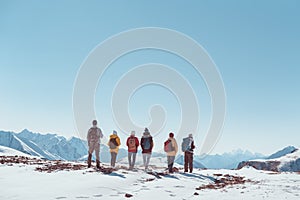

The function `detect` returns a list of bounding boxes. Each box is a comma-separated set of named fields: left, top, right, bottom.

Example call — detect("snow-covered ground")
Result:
left=1, top=156, right=299, bottom=200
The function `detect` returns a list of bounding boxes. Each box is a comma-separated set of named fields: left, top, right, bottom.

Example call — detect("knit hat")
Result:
left=113, top=130, right=117, bottom=135
left=143, top=128, right=150, bottom=136
left=169, top=132, right=174, bottom=138
left=188, top=133, right=193, bottom=138
left=92, top=120, right=97, bottom=126
left=130, top=131, right=135, bottom=136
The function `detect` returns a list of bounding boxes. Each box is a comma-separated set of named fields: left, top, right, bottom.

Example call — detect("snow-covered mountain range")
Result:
left=0, top=129, right=298, bottom=170
left=196, top=149, right=265, bottom=169
left=0, top=129, right=87, bottom=160
left=0, top=129, right=128, bottom=163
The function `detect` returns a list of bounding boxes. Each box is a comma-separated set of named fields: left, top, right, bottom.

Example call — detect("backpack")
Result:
left=109, top=137, right=118, bottom=149
left=128, top=137, right=136, bottom=151
left=142, top=137, right=151, bottom=150
left=181, top=137, right=190, bottom=152
left=164, top=139, right=174, bottom=152
left=89, top=127, right=98, bottom=142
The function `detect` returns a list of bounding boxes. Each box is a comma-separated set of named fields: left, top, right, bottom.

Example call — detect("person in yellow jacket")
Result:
left=107, top=130, right=121, bottom=167
left=164, top=132, right=178, bottom=173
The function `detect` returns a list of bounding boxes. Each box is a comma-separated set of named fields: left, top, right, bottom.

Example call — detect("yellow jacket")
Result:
left=107, top=134, right=121, bottom=153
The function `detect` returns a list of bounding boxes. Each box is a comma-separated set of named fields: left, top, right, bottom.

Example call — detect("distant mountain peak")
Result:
left=20, top=129, right=31, bottom=134
left=268, top=146, right=298, bottom=159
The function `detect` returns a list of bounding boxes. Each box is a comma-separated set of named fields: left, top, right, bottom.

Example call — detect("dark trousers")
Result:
left=167, top=156, right=175, bottom=173
left=87, top=153, right=100, bottom=168
left=184, top=151, right=193, bottom=173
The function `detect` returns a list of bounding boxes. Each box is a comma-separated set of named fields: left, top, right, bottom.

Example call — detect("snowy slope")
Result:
left=0, top=157, right=299, bottom=200
left=276, top=150, right=300, bottom=171
left=0, top=145, right=30, bottom=156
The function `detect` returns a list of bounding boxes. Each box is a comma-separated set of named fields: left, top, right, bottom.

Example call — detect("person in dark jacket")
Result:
left=140, top=128, right=154, bottom=171
left=184, top=134, right=195, bottom=173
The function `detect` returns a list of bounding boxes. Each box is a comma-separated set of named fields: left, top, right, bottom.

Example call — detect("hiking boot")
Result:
left=96, top=159, right=100, bottom=169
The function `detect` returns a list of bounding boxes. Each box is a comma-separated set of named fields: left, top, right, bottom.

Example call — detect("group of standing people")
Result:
left=87, top=120, right=195, bottom=173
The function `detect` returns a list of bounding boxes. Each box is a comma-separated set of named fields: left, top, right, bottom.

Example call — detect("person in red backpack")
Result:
left=126, top=131, right=139, bottom=170
left=164, top=132, right=178, bottom=173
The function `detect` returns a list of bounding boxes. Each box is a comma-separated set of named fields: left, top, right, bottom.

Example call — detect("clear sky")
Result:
left=0, top=0, right=299, bottom=155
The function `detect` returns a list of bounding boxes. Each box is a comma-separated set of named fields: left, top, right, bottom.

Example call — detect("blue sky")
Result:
left=0, top=0, right=299, bottom=155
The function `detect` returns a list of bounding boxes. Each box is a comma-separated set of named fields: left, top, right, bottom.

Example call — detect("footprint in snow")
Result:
left=76, top=196, right=89, bottom=199
left=140, top=187, right=150, bottom=191
left=109, top=194, right=120, bottom=197
left=56, top=197, right=67, bottom=199
left=93, top=194, right=103, bottom=197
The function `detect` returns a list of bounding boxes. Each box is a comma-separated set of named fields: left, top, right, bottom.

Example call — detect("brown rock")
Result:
left=125, top=193, right=133, bottom=198
left=237, top=161, right=280, bottom=172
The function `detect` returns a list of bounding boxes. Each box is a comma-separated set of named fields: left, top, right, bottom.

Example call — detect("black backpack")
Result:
left=143, top=137, right=151, bottom=150
left=109, top=137, right=118, bottom=149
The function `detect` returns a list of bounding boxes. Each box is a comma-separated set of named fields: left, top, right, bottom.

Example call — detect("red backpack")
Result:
left=164, top=139, right=174, bottom=152
left=128, top=137, right=136, bottom=151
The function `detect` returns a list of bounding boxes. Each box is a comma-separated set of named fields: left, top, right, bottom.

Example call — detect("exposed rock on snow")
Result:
left=125, top=193, right=133, bottom=198
left=0, top=155, right=115, bottom=174
left=196, top=173, right=255, bottom=191
left=237, top=149, right=300, bottom=172
left=237, top=160, right=281, bottom=172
